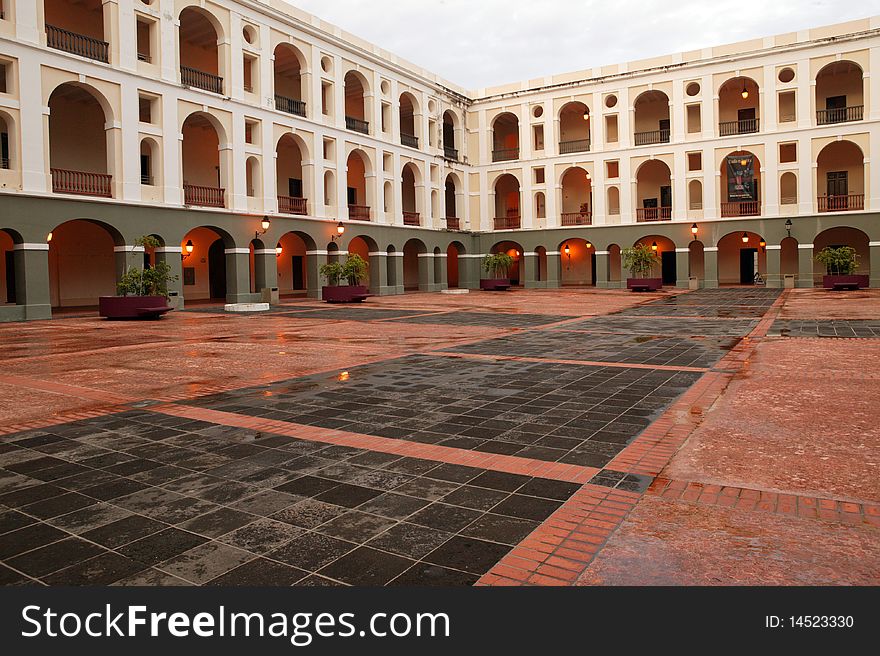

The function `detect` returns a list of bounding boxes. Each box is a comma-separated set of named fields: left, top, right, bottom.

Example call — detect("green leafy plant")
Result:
left=815, top=246, right=859, bottom=276
left=621, top=243, right=660, bottom=279
left=319, top=261, right=345, bottom=286
left=116, top=236, right=178, bottom=297
left=482, top=253, right=514, bottom=278
left=342, top=254, right=369, bottom=285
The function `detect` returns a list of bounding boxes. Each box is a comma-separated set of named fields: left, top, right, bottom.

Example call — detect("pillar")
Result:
left=764, top=244, right=782, bottom=288
left=369, top=251, right=392, bottom=295
left=253, top=248, right=278, bottom=300
left=594, top=251, right=610, bottom=288
left=797, top=243, right=815, bottom=288
left=306, top=250, right=327, bottom=299
left=417, top=253, right=435, bottom=291
left=391, top=252, right=405, bottom=294
left=5, top=244, right=52, bottom=320
left=675, top=248, right=689, bottom=287
left=460, top=254, right=481, bottom=290
left=434, top=253, right=448, bottom=291
left=523, top=252, right=540, bottom=288
left=871, top=242, right=880, bottom=289
left=703, top=247, right=719, bottom=288
left=225, top=248, right=255, bottom=303
left=114, top=245, right=145, bottom=281
left=155, top=246, right=184, bottom=308
left=544, top=251, right=561, bottom=288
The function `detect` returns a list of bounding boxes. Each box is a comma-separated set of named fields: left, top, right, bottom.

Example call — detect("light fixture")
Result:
left=331, top=221, right=346, bottom=241
left=182, top=239, right=194, bottom=260
left=741, top=232, right=749, bottom=244
left=276, top=243, right=283, bottom=256
left=691, top=223, right=699, bottom=241
left=585, top=241, right=592, bottom=249
left=583, top=108, right=589, bottom=121
left=740, top=158, right=749, bottom=167
left=46, top=231, right=53, bottom=243
left=564, top=244, right=571, bottom=256
left=785, top=218, right=793, bottom=238
left=515, top=250, right=520, bottom=257
left=759, top=237, right=766, bottom=253
left=255, top=215, right=271, bottom=241
left=651, top=241, right=658, bottom=252
left=741, top=82, right=749, bottom=100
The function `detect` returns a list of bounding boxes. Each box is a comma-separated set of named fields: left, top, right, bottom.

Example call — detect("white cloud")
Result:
left=282, top=0, right=880, bottom=89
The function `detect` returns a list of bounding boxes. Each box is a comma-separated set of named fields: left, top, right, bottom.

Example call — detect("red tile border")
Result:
left=429, top=350, right=710, bottom=373
left=146, top=403, right=601, bottom=484
left=0, top=374, right=133, bottom=405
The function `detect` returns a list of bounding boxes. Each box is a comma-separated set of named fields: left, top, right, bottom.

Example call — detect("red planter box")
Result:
left=627, top=278, right=662, bottom=292
left=99, top=296, right=173, bottom=319
left=480, top=278, right=511, bottom=291
left=823, top=275, right=869, bottom=290
left=322, top=285, right=370, bottom=303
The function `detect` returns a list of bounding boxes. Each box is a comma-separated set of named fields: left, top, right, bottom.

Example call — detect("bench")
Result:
left=135, top=305, right=174, bottom=318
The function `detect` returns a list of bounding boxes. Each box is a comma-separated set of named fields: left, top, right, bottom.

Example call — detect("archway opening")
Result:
left=444, top=174, right=459, bottom=229
left=0, top=229, right=22, bottom=306
left=816, top=140, right=864, bottom=211
left=560, top=167, right=592, bottom=225
left=182, top=112, right=224, bottom=207
left=273, top=44, right=306, bottom=116
left=816, top=61, right=864, bottom=125
left=560, top=239, right=596, bottom=286
left=399, top=93, right=419, bottom=148
left=277, top=134, right=307, bottom=214
left=494, top=174, right=521, bottom=230
left=633, top=91, right=670, bottom=145
left=721, top=150, right=761, bottom=217
left=48, top=219, right=120, bottom=309
left=180, top=227, right=231, bottom=301
left=276, top=231, right=313, bottom=297
left=179, top=7, right=222, bottom=93
left=402, top=239, right=426, bottom=291
left=490, top=241, right=523, bottom=285
left=346, top=150, right=370, bottom=220
left=402, top=163, right=420, bottom=225
left=718, top=76, right=760, bottom=135
left=634, top=235, right=676, bottom=285
left=343, top=71, right=369, bottom=133
left=44, top=0, right=107, bottom=62
left=717, top=231, right=767, bottom=285
left=447, top=241, right=465, bottom=288
left=813, top=227, right=870, bottom=283
left=607, top=244, right=622, bottom=283
left=689, top=240, right=705, bottom=280
left=559, top=101, right=590, bottom=154
left=492, top=113, right=519, bottom=162
left=442, top=110, right=458, bottom=159
left=635, top=159, right=671, bottom=221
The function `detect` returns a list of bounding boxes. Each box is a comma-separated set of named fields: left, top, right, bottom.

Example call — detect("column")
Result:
left=703, top=246, right=719, bottom=288
left=417, top=253, right=435, bottom=291
left=368, top=251, right=392, bottom=295
left=544, top=251, right=561, bottom=288
left=11, top=244, right=52, bottom=320
left=675, top=247, right=689, bottom=287
left=594, top=251, right=610, bottom=288
left=460, top=254, right=481, bottom=290
left=522, top=252, right=540, bottom=288
left=435, top=253, right=448, bottom=291
left=391, top=251, right=405, bottom=295
left=306, top=250, right=327, bottom=299
left=797, top=243, right=815, bottom=288
left=114, top=245, right=145, bottom=281
left=225, top=248, right=254, bottom=303
left=253, top=248, right=278, bottom=302
left=155, top=246, right=184, bottom=308
left=870, top=242, right=880, bottom=289
left=764, top=244, right=782, bottom=288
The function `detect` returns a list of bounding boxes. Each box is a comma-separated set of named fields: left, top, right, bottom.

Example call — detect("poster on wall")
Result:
left=726, top=154, right=756, bottom=201
left=183, top=267, right=196, bottom=286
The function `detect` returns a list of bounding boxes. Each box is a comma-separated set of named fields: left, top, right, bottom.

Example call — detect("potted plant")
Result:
left=815, top=246, right=867, bottom=290
left=99, top=236, right=178, bottom=319
left=480, top=253, right=514, bottom=291
left=622, top=243, right=662, bottom=291
left=320, top=254, right=371, bottom=302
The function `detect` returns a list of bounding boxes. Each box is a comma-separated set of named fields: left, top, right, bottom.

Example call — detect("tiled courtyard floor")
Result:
left=1, top=286, right=878, bottom=586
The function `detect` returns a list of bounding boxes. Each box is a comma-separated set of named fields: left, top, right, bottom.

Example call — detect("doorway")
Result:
left=291, top=255, right=304, bottom=290
left=4, top=251, right=15, bottom=304
left=661, top=251, right=676, bottom=285
left=208, top=239, right=227, bottom=299
left=740, top=248, right=757, bottom=284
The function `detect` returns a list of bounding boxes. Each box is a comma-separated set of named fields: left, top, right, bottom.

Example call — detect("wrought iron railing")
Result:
left=183, top=184, right=224, bottom=207
left=559, top=139, right=591, bottom=154
left=401, top=133, right=419, bottom=149
left=345, top=116, right=369, bottom=134
left=278, top=195, right=308, bottom=215
left=51, top=168, right=112, bottom=197
left=816, top=105, right=863, bottom=125
left=492, top=147, right=519, bottom=162
left=633, top=128, right=670, bottom=146
left=635, top=206, right=672, bottom=222
left=46, top=25, right=109, bottom=63
left=719, top=118, right=759, bottom=136
left=180, top=65, right=223, bottom=94
left=403, top=211, right=420, bottom=226
left=348, top=204, right=370, bottom=220
left=0, top=157, right=9, bottom=170
left=445, top=217, right=460, bottom=230
left=561, top=211, right=592, bottom=226
left=817, top=194, right=864, bottom=212
left=494, top=215, right=521, bottom=230
left=275, top=95, right=306, bottom=117
left=444, top=146, right=458, bottom=160
left=720, top=201, right=761, bottom=217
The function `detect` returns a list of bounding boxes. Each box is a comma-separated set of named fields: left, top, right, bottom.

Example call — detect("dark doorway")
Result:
left=826, top=95, right=846, bottom=110
left=738, top=107, right=756, bottom=122
left=4, top=251, right=15, bottom=304
left=291, top=255, right=304, bottom=290
left=591, top=252, right=597, bottom=286
left=288, top=178, right=303, bottom=198
left=208, top=239, right=227, bottom=300
left=660, top=185, right=672, bottom=208
left=740, top=248, right=757, bottom=284
left=661, top=251, right=676, bottom=285
left=827, top=171, right=848, bottom=197
left=347, top=187, right=357, bottom=206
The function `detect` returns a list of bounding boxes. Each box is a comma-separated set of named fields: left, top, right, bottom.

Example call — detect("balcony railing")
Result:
left=137, top=52, right=151, bottom=63
left=140, top=174, right=153, bottom=186
left=1, top=157, right=9, bottom=170
left=275, top=95, right=306, bottom=117
left=635, top=206, right=672, bottom=222
left=278, top=195, right=308, bottom=215
left=719, top=118, right=759, bottom=136
left=346, top=116, right=369, bottom=134
left=401, top=133, right=419, bottom=149
left=183, top=184, right=224, bottom=208
left=561, top=211, right=592, bottom=226
left=403, top=211, right=420, bottom=226
left=816, top=105, right=863, bottom=125
left=51, top=168, right=112, bottom=198
left=445, top=217, right=460, bottom=230
left=494, top=215, right=521, bottom=230
left=818, top=194, right=864, bottom=212
left=181, top=66, right=223, bottom=95
left=559, top=139, right=591, bottom=154
left=492, top=147, right=519, bottom=162
left=720, top=201, right=760, bottom=217
left=633, top=128, right=670, bottom=146
left=46, top=25, right=109, bottom=63
left=444, top=146, right=458, bottom=160
left=348, top=204, right=370, bottom=221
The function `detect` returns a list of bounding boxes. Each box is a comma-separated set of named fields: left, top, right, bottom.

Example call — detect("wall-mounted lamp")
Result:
left=563, top=243, right=571, bottom=270
left=759, top=238, right=767, bottom=253
left=276, top=243, right=283, bottom=256
left=583, top=108, right=590, bottom=121
left=741, top=82, right=749, bottom=100
left=785, top=218, right=793, bottom=238
left=47, top=232, right=53, bottom=243
left=585, top=241, right=593, bottom=249
left=331, top=221, right=346, bottom=241
left=651, top=241, right=658, bottom=252
left=691, top=223, right=699, bottom=241
left=741, top=232, right=749, bottom=244
left=254, top=215, right=271, bottom=241
left=182, top=239, right=195, bottom=260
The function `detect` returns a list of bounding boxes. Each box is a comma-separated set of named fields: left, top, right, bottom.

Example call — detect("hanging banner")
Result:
left=726, top=154, right=756, bottom=201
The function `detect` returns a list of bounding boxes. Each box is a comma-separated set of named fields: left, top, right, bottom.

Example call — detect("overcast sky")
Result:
left=285, top=0, right=880, bottom=89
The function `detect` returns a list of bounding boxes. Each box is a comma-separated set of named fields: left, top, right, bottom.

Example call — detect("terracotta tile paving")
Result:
left=2, top=286, right=878, bottom=586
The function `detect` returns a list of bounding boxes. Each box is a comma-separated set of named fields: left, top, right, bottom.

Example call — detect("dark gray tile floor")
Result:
left=555, top=316, right=758, bottom=337
left=186, top=355, right=699, bottom=466
left=391, top=311, right=571, bottom=328
left=277, top=308, right=429, bottom=321
left=769, top=320, right=880, bottom=338
left=0, top=411, right=583, bottom=586
left=621, top=288, right=780, bottom=318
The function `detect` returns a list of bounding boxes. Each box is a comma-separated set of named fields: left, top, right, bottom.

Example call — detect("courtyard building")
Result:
left=0, top=3, right=879, bottom=320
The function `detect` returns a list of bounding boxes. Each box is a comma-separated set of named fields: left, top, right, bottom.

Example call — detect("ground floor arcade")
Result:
left=1, top=194, right=879, bottom=321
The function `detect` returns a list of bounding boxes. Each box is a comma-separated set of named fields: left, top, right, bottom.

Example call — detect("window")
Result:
left=686, top=104, right=701, bottom=133
left=321, top=81, right=333, bottom=116
left=243, top=54, right=257, bottom=93
left=607, top=186, right=620, bottom=214
left=383, top=152, right=392, bottom=173
left=323, top=138, right=334, bottom=161
left=381, top=103, right=390, bottom=133
left=138, top=94, right=156, bottom=124
left=136, top=17, right=154, bottom=63
left=780, top=172, right=797, bottom=205
left=534, top=168, right=545, bottom=184
left=779, top=142, right=797, bottom=163
left=533, top=124, right=544, bottom=151
left=245, top=119, right=259, bottom=145
left=0, top=62, right=6, bottom=94
left=606, top=161, right=619, bottom=179
left=1, top=131, right=9, bottom=169
left=535, top=191, right=546, bottom=218
left=140, top=154, right=151, bottom=185
left=778, top=91, right=796, bottom=123
left=605, top=115, right=618, bottom=143
left=687, top=152, right=702, bottom=171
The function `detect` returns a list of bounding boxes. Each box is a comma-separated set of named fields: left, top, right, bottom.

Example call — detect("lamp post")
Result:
left=254, top=215, right=271, bottom=241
